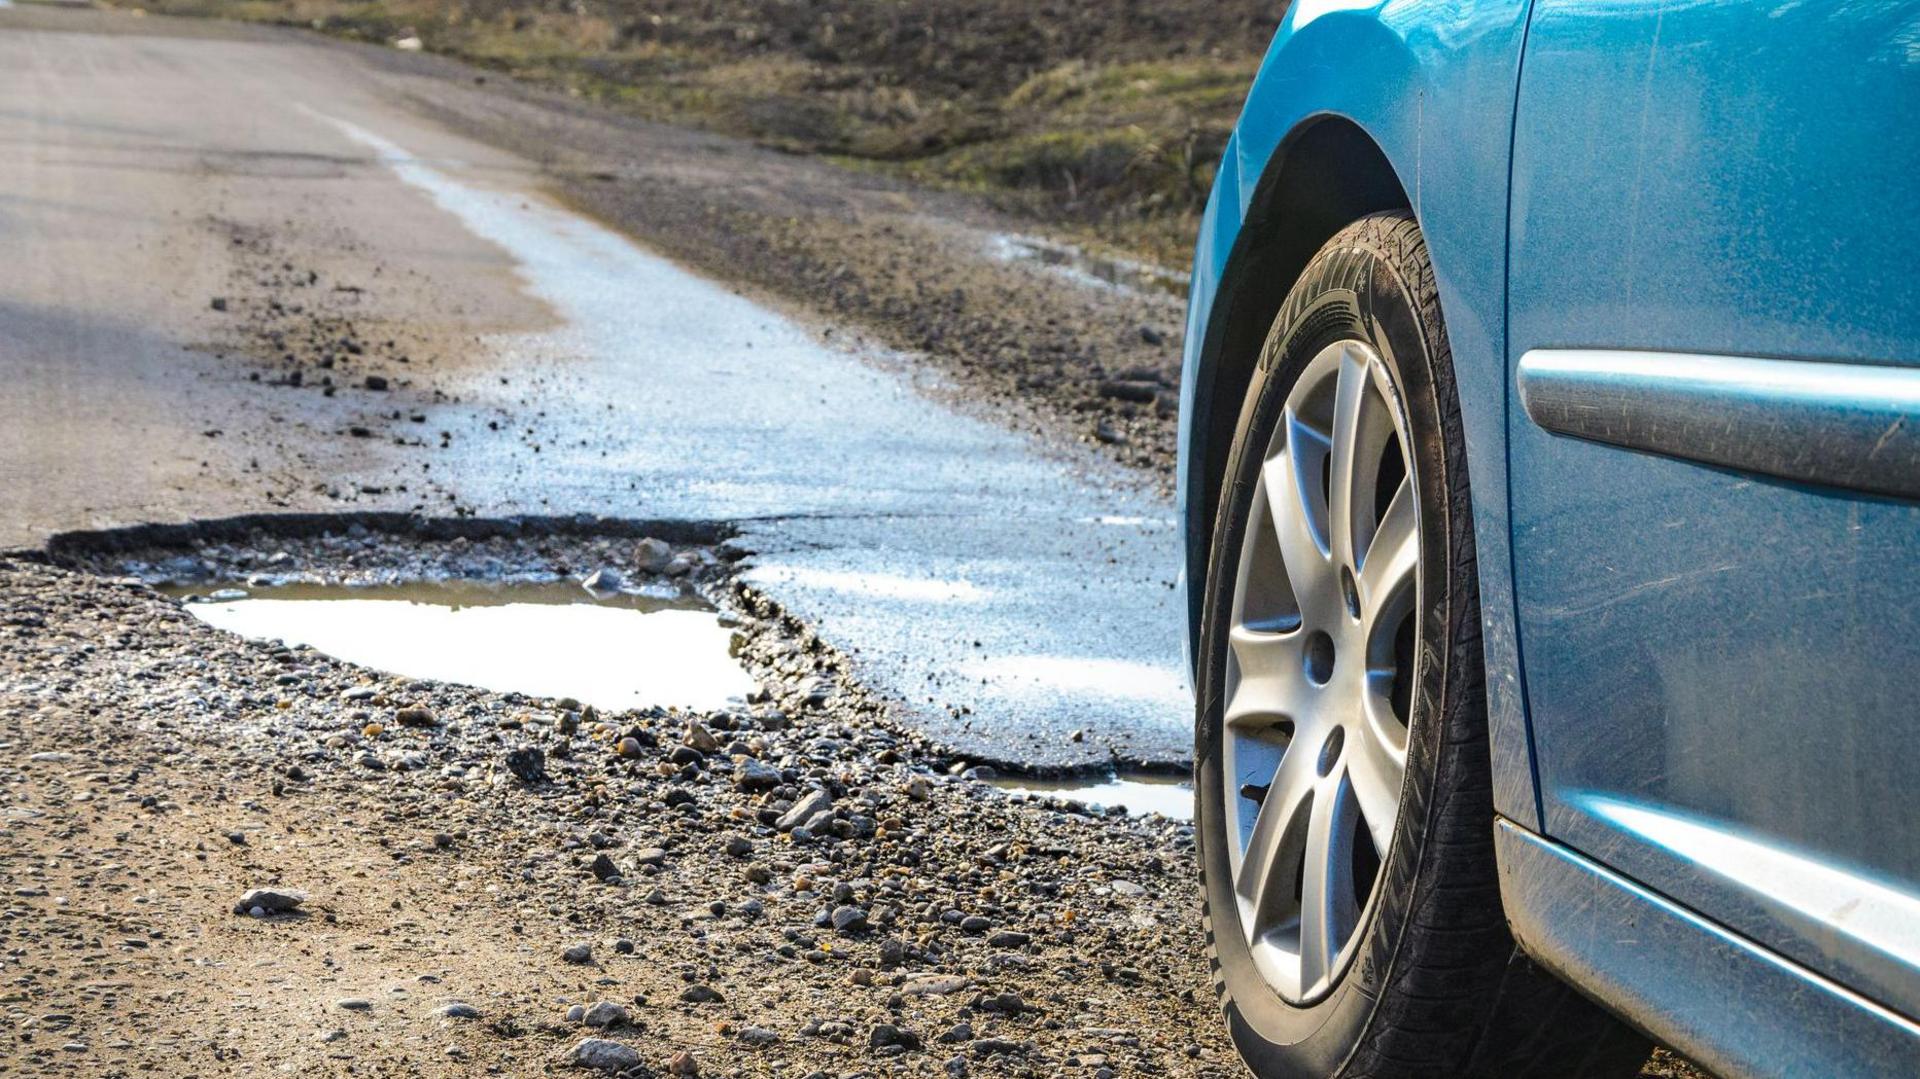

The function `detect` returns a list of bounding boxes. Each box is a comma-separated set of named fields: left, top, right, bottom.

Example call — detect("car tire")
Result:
left=1194, top=211, right=1652, bottom=1078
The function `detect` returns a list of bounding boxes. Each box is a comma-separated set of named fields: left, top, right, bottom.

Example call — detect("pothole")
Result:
left=989, top=770, right=1193, bottom=820
left=162, top=580, right=755, bottom=712
left=40, top=513, right=1195, bottom=794
left=49, top=514, right=762, bottom=715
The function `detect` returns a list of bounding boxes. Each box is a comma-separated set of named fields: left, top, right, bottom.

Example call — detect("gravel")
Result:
left=0, top=540, right=1692, bottom=1078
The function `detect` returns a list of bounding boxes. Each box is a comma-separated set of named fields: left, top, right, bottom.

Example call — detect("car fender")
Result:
left=1178, top=0, right=1540, bottom=829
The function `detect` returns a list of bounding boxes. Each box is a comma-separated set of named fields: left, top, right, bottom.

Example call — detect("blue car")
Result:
left=1177, top=1, right=1920, bottom=1075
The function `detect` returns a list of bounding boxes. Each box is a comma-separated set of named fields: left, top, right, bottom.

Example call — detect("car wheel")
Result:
left=1194, top=211, right=1651, bottom=1077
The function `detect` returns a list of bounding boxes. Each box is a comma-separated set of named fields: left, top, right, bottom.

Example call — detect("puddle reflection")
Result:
left=987, top=233, right=1183, bottom=297
left=166, top=581, right=755, bottom=712
left=991, top=771, right=1194, bottom=819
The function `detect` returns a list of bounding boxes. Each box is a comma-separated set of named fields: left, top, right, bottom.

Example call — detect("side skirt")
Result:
left=1493, top=819, right=1920, bottom=1079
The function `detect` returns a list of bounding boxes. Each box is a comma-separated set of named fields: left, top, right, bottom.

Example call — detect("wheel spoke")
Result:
left=1234, top=738, right=1316, bottom=944
left=1262, top=418, right=1331, bottom=604
left=1360, top=476, right=1418, bottom=624
left=1326, top=348, right=1374, bottom=573
left=1298, top=774, right=1360, bottom=992
left=1348, top=714, right=1406, bottom=857
left=1224, top=624, right=1312, bottom=730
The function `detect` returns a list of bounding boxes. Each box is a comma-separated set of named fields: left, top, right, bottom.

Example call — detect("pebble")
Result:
left=562, top=943, right=593, bottom=964
left=830, top=905, right=869, bottom=934
left=738, top=1025, right=780, bottom=1046
left=581, top=1001, right=628, bottom=1028
left=231, top=887, right=306, bottom=916
left=334, top=998, right=372, bottom=1011
left=634, top=537, right=673, bottom=571
left=582, top=567, right=624, bottom=593
left=979, top=991, right=1026, bottom=1014
left=504, top=746, right=547, bottom=783
left=685, top=721, right=720, bottom=753
left=775, top=788, right=833, bottom=831
left=433, top=1002, right=482, bottom=1020
left=734, top=758, right=780, bottom=791
left=567, top=1038, right=640, bottom=1071
left=668, top=1049, right=700, bottom=1076
left=901, top=973, right=969, bottom=996
left=870, top=1023, right=921, bottom=1050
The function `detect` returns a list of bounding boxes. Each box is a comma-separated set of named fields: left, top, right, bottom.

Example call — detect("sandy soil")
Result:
left=0, top=526, right=1706, bottom=1079
left=0, top=539, right=1231, bottom=1078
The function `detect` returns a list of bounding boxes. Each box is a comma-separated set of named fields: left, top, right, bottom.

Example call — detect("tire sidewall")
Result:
left=1195, top=228, right=1459, bottom=1076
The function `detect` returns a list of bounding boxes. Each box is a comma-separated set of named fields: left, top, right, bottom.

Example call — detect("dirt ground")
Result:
left=0, top=526, right=1705, bottom=1078
left=0, top=537, right=1231, bottom=1078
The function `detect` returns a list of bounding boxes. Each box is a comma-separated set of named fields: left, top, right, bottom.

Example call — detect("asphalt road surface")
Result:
left=0, top=7, right=1189, bottom=769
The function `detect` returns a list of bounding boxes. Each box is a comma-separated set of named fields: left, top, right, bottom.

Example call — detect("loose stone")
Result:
left=567, top=1038, right=640, bottom=1071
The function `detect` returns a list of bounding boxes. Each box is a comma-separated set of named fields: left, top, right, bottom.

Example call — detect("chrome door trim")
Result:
left=1517, top=350, right=1920, bottom=500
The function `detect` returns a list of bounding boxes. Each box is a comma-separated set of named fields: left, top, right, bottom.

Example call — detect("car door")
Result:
left=1504, top=0, right=1920, bottom=1016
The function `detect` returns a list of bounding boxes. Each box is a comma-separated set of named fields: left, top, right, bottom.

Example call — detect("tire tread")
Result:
left=1196, top=212, right=1650, bottom=1079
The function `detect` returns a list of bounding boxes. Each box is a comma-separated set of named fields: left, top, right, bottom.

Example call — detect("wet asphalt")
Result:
left=0, top=9, right=1189, bottom=769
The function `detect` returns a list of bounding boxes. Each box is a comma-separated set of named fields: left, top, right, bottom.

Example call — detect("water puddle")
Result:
left=987, top=233, right=1184, bottom=297
left=164, top=581, right=755, bottom=712
left=991, top=771, right=1193, bottom=820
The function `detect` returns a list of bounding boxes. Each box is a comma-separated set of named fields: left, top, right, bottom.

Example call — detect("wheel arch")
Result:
left=1181, top=115, right=1412, bottom=658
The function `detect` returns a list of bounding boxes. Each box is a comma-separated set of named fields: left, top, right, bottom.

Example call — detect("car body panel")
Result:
left=1180, top=0, right=1920, bottom=1064
left=1176, top=0, right=1544, bottom=830
left=1506, top=0, right=1920, bottom=1016
left=1495, top=819, right=1920, bottom=1079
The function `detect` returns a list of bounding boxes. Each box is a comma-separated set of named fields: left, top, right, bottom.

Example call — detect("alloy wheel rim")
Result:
left=1221, top=339, right=1421, bottom=1004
